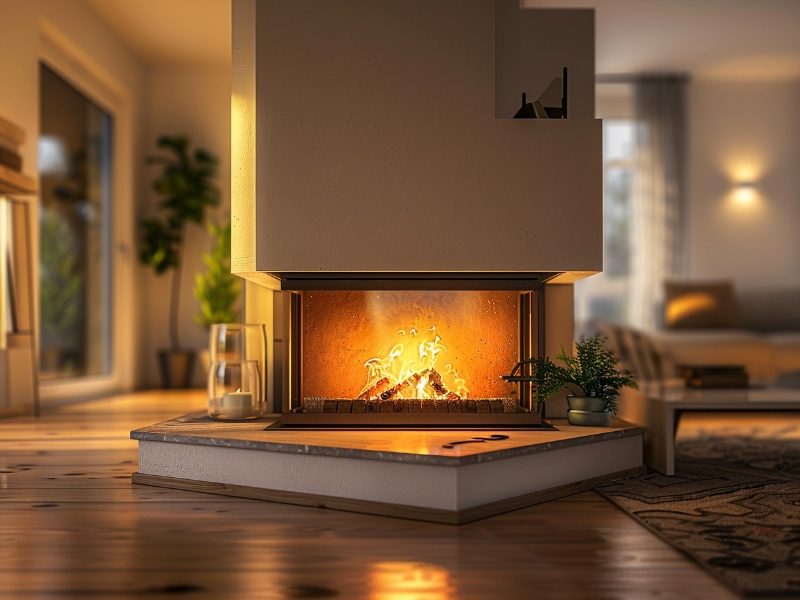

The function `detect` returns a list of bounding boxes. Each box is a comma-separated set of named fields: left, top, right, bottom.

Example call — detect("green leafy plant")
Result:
left=556, top=336, right=636, bottom=414
left=139, top=136, right=220, bottom=350
left=521, top=356, right=566, bottom=414
left=194, top=220, right=241, bottom=328
left=39, top=207, right=83, bottom=351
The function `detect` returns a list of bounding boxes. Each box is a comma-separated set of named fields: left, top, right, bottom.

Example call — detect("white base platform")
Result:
left=132, top=414, right=644, bottom=524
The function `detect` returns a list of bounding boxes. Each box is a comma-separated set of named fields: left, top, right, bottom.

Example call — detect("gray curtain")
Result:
left=630, top=76, right=688, bottom=329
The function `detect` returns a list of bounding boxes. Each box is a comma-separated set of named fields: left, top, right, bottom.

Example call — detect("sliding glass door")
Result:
left=38, top=64, right=113, bottom=380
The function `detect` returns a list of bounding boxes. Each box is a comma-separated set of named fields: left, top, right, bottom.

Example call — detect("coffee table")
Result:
left=619, top=383, right=800, bottom=475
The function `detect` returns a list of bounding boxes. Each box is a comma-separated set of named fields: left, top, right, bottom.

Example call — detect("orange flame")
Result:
left=359, top=322, right=469, bottom=400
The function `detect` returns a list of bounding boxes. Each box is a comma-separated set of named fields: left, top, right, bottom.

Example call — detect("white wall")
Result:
left=140, top=67, right=232, bottom=388
left=688, top=81, right=800, bottom=289
left=0, top=0, right=145, bottom=172
left=0, top=0, right=145, bottom=398
left=0, top=1, right=234, bottom=391
left=235, top=0, right=602, bottom=278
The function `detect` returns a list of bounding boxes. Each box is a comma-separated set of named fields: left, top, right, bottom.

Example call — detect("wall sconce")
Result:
left=733, top=181, right=757, bottom=205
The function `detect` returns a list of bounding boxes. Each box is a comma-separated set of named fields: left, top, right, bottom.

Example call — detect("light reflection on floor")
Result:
left=369, top=561, right=455, bottom=600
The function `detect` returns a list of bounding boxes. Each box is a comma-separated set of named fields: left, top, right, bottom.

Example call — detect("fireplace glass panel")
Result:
left=300, top=290, right=521, bottom=402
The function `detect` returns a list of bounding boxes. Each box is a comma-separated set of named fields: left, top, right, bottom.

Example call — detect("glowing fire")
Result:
left=301, top=290, right=520, bottom=400
left=357, top=323, right=469, bottom=400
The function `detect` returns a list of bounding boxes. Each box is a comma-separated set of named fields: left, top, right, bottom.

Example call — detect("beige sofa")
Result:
left=653, top=286, right=800, bottom=385
left=591, top=286, right=800, bottom=386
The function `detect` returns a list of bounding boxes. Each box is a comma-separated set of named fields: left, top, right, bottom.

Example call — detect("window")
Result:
left=574, top=118, right=636, bottom=326
left=38, top=64, right=113, bottom=380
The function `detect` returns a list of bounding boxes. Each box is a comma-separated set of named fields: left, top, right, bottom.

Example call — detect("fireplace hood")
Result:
left=231, top=0, right=602, bottom=291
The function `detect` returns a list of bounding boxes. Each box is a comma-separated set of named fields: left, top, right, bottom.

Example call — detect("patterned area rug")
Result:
left=597, top=430, right=800, bottom=598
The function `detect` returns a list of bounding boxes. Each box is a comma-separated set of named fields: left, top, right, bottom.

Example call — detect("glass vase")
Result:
left=208, top=360, right=264, bottom=420
left=208, top=323, right=267, bottom=410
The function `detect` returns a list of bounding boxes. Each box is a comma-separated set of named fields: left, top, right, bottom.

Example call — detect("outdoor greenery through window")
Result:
left=38, top=63, right=113, bottom=380
left=574, top=119, right=635, bottom=326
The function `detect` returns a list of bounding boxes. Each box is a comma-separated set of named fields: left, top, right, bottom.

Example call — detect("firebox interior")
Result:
left=298, top=290, right=526, bottom=405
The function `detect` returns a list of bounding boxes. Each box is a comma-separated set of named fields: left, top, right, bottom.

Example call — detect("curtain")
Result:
left=629, top=76, right=688, bottom=329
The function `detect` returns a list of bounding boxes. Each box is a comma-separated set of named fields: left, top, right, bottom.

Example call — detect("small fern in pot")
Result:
left=556, top=336, right=636, bottom=421
left=513, top=356, right=567, bottom=415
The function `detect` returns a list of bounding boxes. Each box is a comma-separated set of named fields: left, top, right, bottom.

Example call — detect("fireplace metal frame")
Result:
left=282, top=275, right=549, bottom=414
left=278, top=272, right=558, bottom=291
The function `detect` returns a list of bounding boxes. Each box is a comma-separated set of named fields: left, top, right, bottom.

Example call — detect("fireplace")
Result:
left=130, top=1, right=648, bottom=523
left=272, top=274, right=549, bottom=428
left=231, top=0, right=602, bottom=422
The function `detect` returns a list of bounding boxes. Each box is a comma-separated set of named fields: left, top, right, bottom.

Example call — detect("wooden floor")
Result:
left=4, top=392, right=793, bottom=599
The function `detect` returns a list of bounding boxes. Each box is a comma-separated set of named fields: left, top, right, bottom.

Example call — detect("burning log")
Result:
left=305, top=366, right=519, bottom=414
left=358, top=377, right=392, bottom=400
left=301, top=397, right=520, bottom=413
left=427, top=369, right=449, bottom=397
left=359, top=368, right=462, bottom=402
left=380, top=371, right=424, bottom=401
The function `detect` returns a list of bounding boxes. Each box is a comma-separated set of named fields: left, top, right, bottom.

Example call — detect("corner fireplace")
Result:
left=231, top=0, right=602, bottom=423
left=273, top=274, right=549, bottom=428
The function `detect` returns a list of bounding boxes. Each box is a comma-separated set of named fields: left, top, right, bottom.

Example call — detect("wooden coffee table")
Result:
left=620, top=383, right=800, bottom=475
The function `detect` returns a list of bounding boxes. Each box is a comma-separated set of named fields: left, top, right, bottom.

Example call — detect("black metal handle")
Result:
left=442, top=434, right=509, bottom=450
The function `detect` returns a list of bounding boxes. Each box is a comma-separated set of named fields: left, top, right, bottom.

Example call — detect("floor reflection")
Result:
left=369, top=561, right=455, bottom=600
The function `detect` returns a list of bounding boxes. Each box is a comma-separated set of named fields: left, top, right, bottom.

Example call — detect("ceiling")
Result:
left=86, top=0, right=800, bottom=79
left=85, top=0, right=230, bottom=67
left=524, top=0, right=800, bottom=80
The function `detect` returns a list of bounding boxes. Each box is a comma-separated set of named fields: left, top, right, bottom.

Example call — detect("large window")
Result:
left=574, top=118, right=635, bottom=326
left=38, top=63, right=113, bottom=380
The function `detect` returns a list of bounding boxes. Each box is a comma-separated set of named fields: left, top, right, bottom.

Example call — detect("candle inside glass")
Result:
left=220, top=388, right=254, bottom=420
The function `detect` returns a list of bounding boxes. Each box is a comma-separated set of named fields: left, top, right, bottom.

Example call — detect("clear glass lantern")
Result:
left=208, top=323, right=268, bottom=414
left=208, top=360, right=264, bottom=420
left=210, top=323, right=267, bottom=367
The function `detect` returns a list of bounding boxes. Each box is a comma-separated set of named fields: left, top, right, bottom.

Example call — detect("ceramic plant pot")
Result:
left=566, top=395, right=612, bottom=427
left=566, top=409, right=612, bottom=427
left=157, top=350, right=196, bottom=389
left=566, top=395, right=607, bottom=412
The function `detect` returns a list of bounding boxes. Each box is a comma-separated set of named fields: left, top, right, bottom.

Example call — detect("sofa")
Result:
left=587, top=283, right=800, bottom=387
left=654, top=283, right=800, bottom=385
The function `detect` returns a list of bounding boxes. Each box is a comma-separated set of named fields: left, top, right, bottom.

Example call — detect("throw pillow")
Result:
left=664, top=280, right=740, bottom=329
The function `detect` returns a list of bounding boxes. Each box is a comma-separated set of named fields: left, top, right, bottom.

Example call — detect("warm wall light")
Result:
left=734, top=181, right=757, bottom=205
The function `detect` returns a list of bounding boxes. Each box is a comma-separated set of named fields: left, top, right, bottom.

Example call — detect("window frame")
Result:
left=574, top=116, right=637, bottom=325
left=37, top=33, right=135, bottom=403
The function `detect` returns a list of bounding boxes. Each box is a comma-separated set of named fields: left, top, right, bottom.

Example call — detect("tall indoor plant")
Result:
left=193, top=220, right=241, bottom=373
left=194, top=220, right=240, bottom=328
left=39, top=207, right=83, bottom=374
left=139, top=136, right=220, bottom=388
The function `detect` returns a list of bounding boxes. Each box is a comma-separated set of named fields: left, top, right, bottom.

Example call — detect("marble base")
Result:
left=131, top=414, right=644, bottom=524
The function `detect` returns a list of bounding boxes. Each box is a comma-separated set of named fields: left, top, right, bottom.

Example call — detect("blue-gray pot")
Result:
left=567, top=410, right=612, bottom=427
left=566, top=396, right=608, bottom=412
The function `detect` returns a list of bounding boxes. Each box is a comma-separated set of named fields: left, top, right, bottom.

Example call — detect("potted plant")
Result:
left=193, top=220, right=241, bottom=374
left=556, top=336, right=636, bottom=426
left=39, top=207, right=83, bottom=375
left=519, top=356, right=566, bottom=416
left=139, top=136, right=220, bottom=388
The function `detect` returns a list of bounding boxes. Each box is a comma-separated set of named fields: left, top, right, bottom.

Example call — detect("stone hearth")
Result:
left=132, top=415, right=643, bottom=524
